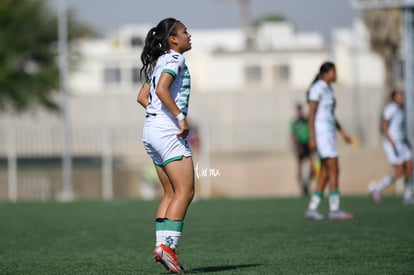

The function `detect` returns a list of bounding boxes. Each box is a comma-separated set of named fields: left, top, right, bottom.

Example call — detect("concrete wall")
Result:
left=0, top=84, right=389, bottom=200
left=0, top=84, right=386, bottom=156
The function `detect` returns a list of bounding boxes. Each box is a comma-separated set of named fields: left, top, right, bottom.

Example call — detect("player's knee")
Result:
left=175, top=187, right=195, bottom=202
left=163, top=190, right=175, bottom=200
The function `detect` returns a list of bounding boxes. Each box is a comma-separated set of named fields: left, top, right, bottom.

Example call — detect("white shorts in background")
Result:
left=383, top=139, right=412, bottom=165
left=315, top=131, right=338, bottom=159
left=142, top=116, right=192, bottom=167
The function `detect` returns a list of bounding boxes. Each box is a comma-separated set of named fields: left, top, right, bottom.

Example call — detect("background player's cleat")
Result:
left=154, top=244, right=184, bottom=274
left=304, top=210, right=324, bottom=220
left=368, top=181, right=381, bottom=204
left=329, top=210, right=354, bottom=220
left=371, top=190, right=382, bottom=204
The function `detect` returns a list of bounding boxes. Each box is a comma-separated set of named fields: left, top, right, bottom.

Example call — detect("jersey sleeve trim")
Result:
left=162, top=69, right=176, bottom=78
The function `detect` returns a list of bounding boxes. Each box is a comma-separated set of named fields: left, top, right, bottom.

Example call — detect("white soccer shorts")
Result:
left=142, top=116, right=192, bottom=167
left=315, top=131, right=338, bottom=159
left=383, top=139, right=412, bottom=165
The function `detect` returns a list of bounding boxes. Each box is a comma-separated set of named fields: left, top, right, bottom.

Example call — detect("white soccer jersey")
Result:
left=383, top=102, right=405, bottom=142
left=146, top=50, right=191, bottom=118
left=308, top=79, right=338, bottom=158
left=308, top=79, right=337, bottom=134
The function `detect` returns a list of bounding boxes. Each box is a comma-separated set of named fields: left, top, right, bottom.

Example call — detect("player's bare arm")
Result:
left=336, top=119, right=352, bottom=144
left=308, top=101, right=317, bottom=151
left=137, top=82, right=150, bottom=108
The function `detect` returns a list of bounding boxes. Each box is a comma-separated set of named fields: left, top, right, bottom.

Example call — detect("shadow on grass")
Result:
left=187, top=263, right=263, bottom=273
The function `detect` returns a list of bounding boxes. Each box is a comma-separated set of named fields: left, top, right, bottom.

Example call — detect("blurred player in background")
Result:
left=304, top=62, right=354, bottom=220
left=369, top=90, right=414, bottom=204
left=137, top=18, right=194, bottom=274
left=290, top=103, right=315, bottom=197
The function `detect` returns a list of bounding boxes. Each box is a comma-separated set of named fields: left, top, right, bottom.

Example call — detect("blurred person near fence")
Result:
left=304, top=62, right=354, bottom=221
left=137, top=18, right=194, bottom=274
left=187, top=120, right=200, bottom=156
left=290, top=103, right=315, bottom=197
left=369, top=90, right=414, bottom=205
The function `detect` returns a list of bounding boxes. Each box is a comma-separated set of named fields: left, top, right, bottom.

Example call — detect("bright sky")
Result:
left=48, top=0, right=361, bottom=42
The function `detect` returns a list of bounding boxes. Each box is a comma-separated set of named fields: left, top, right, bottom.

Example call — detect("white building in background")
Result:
left=187, top=22, right=327, bottom=93
left=0, top=19, right=387, bottom=159
left=68, top=24, right=149, bottom=94
left=0, top=18, right=388, bottom=201
left=69, top=19, right=384, bottom=96
left=333, top=19, right=385, bottom=87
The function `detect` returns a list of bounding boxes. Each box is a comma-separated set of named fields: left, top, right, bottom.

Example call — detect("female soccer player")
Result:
left=304, top=62, right=354, bottom=220
left=369, top=90, right=413, bottom=204
left=137, top=18, right=194, bottom=274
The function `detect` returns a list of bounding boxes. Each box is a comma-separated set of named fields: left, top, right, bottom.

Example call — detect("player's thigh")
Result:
left=165, top=157, right=194, bottom=193
left=325, top=157, right=339, bottom=174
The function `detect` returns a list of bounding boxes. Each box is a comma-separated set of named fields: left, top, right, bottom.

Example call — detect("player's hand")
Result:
left=343, top=133, right=353, bottom=145
left=176, top=119, right=190, bottom=138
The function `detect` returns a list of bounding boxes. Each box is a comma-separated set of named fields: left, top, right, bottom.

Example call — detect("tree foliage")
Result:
left=0, top=0, right=95, bottom=112
left=253, top=14, right=287, bottom=27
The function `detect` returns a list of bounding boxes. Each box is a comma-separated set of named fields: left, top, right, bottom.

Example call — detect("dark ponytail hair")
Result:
left=312, top=62, right=335, bottom=86
left=140, top=18, right=178, bottom=81
left=306, top=61, right=336, bottom=102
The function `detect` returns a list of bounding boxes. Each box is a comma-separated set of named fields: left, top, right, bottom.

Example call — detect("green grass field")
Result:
left=1, top=197, right=413, bottom=274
